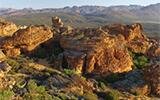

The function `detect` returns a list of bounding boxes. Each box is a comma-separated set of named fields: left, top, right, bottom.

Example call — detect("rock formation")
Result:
left=147, top=38, right=160, bottom=57
left=52, top=16, right=73, bottom=38
left=144, top=63, right=160, bottom=97
left=0, top=25, right=53, bottom=57
left=0, top=50, right=6, bottom=62
left=102, top=23, right=151, bottom=54
left=0, top=20, right=18, bottom=37
left=60, top=28, right=133, bottom=74
left=59, top=22, right=154, bottom=75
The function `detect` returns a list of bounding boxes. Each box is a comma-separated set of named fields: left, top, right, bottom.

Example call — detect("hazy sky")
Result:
left=0, top=0, right=159, bottom=9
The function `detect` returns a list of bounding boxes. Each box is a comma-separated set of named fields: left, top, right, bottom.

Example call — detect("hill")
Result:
left=0, top=3, right=160, bottom=37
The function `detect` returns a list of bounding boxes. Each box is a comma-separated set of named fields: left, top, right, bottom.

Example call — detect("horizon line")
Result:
left=0, top=3, right=159, bottom=9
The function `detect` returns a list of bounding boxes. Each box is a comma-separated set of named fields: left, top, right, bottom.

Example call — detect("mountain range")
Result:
left=0, top=3, right=160, bottom=37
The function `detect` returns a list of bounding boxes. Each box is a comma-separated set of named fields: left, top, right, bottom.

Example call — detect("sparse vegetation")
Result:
left=105, top=90, right=119, bottom=100
left=23, top=80, right=52, bottom=100
left=83, top=92, right=98, bottom=100
left=130, top=52, right=149, bottom=69
left=63, top=68, right=77, bottom=75
left=0, top=90, right=14, bottom=100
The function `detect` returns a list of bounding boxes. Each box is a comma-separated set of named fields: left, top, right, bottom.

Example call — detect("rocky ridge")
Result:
left=0, top=17, right=159, bottom=99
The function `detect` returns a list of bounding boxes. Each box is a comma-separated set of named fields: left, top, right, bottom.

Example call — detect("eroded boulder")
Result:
left=0, top=25, right=53, bottom=57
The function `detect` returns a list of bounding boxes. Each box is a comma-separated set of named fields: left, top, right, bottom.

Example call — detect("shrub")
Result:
left=0, top=90, right=14, bottom=100
left=130, top=52, right=149, bottom=69
left=6, top=58, right=20, bottom=68
left=133, top=55, right=149, bottom=69
left=99, top=82, right=107, bottom=90
left=83, top=92, right=98, bottom=100
left=105, top=90, right=119, bottom=100
left=23, top=80, right=52, bottom=100
left=6, top=58, right=20, bottom=73
left=63, top=69, right=76, bottom=76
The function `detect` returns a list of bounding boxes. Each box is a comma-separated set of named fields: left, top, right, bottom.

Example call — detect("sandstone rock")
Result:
left=0, top=20, right=18, bottom=37
left=144, top=63, right=160, bottom=97
left=0, top=25, right=53, bottom=57
left=52, top=16, right=64, bottom=28
left=0, top=50, right=6, bottom=61
left=60, top=28, right=133, bottom=74
left=52, top=16, right=73, bottom=41
left=102, top=23, right=151, bottom=54
left=102, top=23, right=146, bottom=41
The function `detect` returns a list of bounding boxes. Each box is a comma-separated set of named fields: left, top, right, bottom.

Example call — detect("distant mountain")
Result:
left=0, top=3, right=160, bottom=37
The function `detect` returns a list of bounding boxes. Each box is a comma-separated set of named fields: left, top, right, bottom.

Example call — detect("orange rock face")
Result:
left=0, top=20, right=18, bottom=37
left=102, top=23, right=151, bottom=54
left=0, top=25, right=53, bottom=57
left=60, top=28, right=133, bottom=74
left=144, top=64, right=160, bottom=97
left=102, top=23, right=145, bottom=41
left=60, top=22, right=153, bottom=75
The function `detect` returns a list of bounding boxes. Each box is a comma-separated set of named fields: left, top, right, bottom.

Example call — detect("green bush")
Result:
left=130, top=52, right=149, bottom=69
left=6, top=58, right=20, bottom=68
left=63, top=69, right=76, bottom=76
left=83, top=92, right=98, bottom=100
left=105, top=90, right=119, bottom=100
left=0, top=90, right=14, bottom=100
left=99, top=82, right=107, bottom=90
left=23, top=80, right=52, bottom=100
left=6, top=58, right=20, bottom=73
left=133, top=55, right=149, bottom=69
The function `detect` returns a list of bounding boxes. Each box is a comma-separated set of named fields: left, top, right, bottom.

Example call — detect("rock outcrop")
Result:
left=0, top=25, right=53, bottom=57
left=102, top=23, right=151, bottom=54
left=144, top=63, right=160, bottom=97
left=0, top=20, right=18, bottom=37
left=60, top=28, right=133, bottom=74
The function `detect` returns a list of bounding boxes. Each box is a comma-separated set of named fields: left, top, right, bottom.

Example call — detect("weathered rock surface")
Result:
left=60, top=28, right=133, bottom=74
left=0, top=20, right=18, bottom=37
left=59, top=21, right=157, bottom=75
left=102, top=23, right=151, bottom=54
left=112, top=70, right=150, bottom=95
left=144, top=63, right=160, bottom=97
left=102, top=23, right=146, bottom=41
left=147, top=38, right=160, bottom=57
left=0, top=25, right=53, bottom=57
left=0, top=50, right=6, bottom=61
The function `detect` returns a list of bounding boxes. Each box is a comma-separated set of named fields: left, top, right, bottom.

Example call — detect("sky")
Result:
left=0, top=0, right=159, bottom=9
